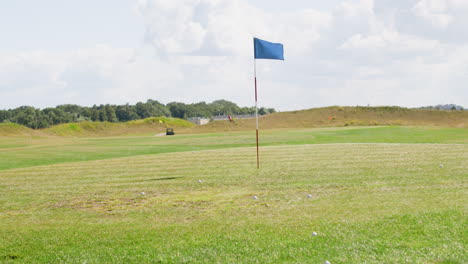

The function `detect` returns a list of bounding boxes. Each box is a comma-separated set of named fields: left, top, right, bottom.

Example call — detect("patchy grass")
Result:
left=0, top=142, right=466, bottom=263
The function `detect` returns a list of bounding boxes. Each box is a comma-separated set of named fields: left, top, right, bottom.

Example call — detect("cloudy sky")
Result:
left=1, top=0, right=467, bottom=111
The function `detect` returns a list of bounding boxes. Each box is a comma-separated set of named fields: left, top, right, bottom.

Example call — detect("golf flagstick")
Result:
left=253, top=37, right=284, bottom=169
left=254, top=58, right=260, bottom=169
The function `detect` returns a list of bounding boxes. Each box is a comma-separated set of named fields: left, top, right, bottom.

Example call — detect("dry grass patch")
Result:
left=182, top=106, right=468, bottom=134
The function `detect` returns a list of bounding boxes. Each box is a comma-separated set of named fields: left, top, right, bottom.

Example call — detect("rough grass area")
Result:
left=186, top=106, right=468, bottom=133
left=0, top=142, right=466, bottom=263
left=0, top=123, right=35, bottom=137
left=44, top=117, right=194, bottom=137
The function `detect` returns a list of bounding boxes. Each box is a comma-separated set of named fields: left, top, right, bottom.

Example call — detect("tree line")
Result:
left=0, top=99, right=276, bottom=129
left=419, top=104, right=465, bottom=111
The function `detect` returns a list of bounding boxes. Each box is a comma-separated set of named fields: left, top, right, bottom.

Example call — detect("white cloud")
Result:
left=414, top=0, right=453, bottom=29
left=136, top=0, right=331, bottom=57
left=132, top=0, right=333, bottom=108
left=0, top=46, right=182, bottom=108
left=136, top=0, right=207, bottom=54
left=413, top=0, right=468, bottom=29
left=340, top=30, right=441, bottom=53
left=338, top=0, right=374, bottom=18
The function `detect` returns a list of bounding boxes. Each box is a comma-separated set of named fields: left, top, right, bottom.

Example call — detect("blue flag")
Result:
left=254, top=38, right=284, bottom=60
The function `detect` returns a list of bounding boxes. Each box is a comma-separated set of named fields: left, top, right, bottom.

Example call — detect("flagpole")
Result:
left=252, top=37, right=284, bottom=169
left=254, top=58, right=260, bottom=169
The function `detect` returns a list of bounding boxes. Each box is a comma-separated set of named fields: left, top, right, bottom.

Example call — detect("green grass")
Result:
left=42, top=117, right=195, bottom=137
left=0, top=126, right=467, bottom=263
left=0, top=126, right=466, bottom=171
left=127, top=116, right=195, bottom=127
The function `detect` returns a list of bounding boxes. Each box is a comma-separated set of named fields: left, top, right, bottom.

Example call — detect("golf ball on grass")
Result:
left=307, top=194, right=313, bottom=198
left=311, top=232, right=318, bottom=236
left=253, top=196, right=258, bottom=200
left=198, top=179, right=202, bottom=183
left=439, top=164, right=444, bottom=168
left=141, top=192, right=145, bottom=195
left=324, top=261, right=331, bottom=264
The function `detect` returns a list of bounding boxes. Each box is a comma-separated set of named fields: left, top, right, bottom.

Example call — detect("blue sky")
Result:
left=1, top=0, right=467, bottom=110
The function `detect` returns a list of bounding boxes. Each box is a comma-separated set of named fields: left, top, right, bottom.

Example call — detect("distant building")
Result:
left=211, top=114, right=256, bottom=121
left=187, top=117, right=210, bottom=125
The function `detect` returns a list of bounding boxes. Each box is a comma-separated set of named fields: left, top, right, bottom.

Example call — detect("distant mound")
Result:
left=183, top=106, right=468, bottom=133
left=0, top=123, right=37, bottom=137
left=44, top=117, right=195, bottom=137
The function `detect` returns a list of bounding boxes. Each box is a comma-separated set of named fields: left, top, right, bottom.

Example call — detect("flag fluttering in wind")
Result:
left=253, top=37, right=284, bottom=168
left=254, top=38, right=284, bottom=60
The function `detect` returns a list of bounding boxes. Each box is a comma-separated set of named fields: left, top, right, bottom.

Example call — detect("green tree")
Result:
left=1, top=99, right=274, bottom=127
left=210, top=100, right=240, bottom=116
left=42, top=108, right=72, bottom=125
left=168, top=102, right=189, bottom=119
left=98, top=107, right=108, bottom=122
left=146, top=99, right=171, bottom=117
left=11, top=106, right=39, bottom=128
left=104, top=105, right=118, bottom=122
left=135, top=102, right=152, bottom=118
left=0, top=110, right=11, bottom=122
left=116, top=104, right=139, bottom=121
left=258, top=107, right=267, bottom=115
left=90, top=106, right=99, bottom=121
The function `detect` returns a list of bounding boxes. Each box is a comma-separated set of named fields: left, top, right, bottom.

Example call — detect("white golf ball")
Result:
left=312, top=232, right=318, bottom=236
left=198, top=179, right=202, bottom=183
left=253, top=196, right=258, bottom=200
left=324, top=261, right=331, bottom=264
left=141, top=192, right=145, bottom=195
left=439, top=164, right=444, bottom=168
left=307, top=194, right=313, bottom=198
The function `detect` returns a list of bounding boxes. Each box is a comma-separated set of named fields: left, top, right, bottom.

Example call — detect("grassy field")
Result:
left=0, top=126, right=467, bottom=263
left=0, top=126, right=467, bottom=170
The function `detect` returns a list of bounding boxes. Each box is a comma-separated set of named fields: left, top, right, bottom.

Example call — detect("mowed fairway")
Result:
left=0, top=126, right=467, bottom=263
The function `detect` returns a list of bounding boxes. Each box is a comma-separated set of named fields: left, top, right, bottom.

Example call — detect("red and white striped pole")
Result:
left=254, top=58, right=260, bottom=169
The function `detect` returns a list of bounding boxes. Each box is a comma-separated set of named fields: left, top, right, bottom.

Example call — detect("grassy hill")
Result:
left=183, top=106, right=468, bottom=133
left=0, top=123, right=38, bottom=137
left=45, top=117, right=195, bottom=137
left=0, top=117, right=194, bottom=137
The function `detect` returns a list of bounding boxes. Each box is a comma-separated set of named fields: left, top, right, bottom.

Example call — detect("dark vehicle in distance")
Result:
left=166, top=128, right=175, bottom=135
